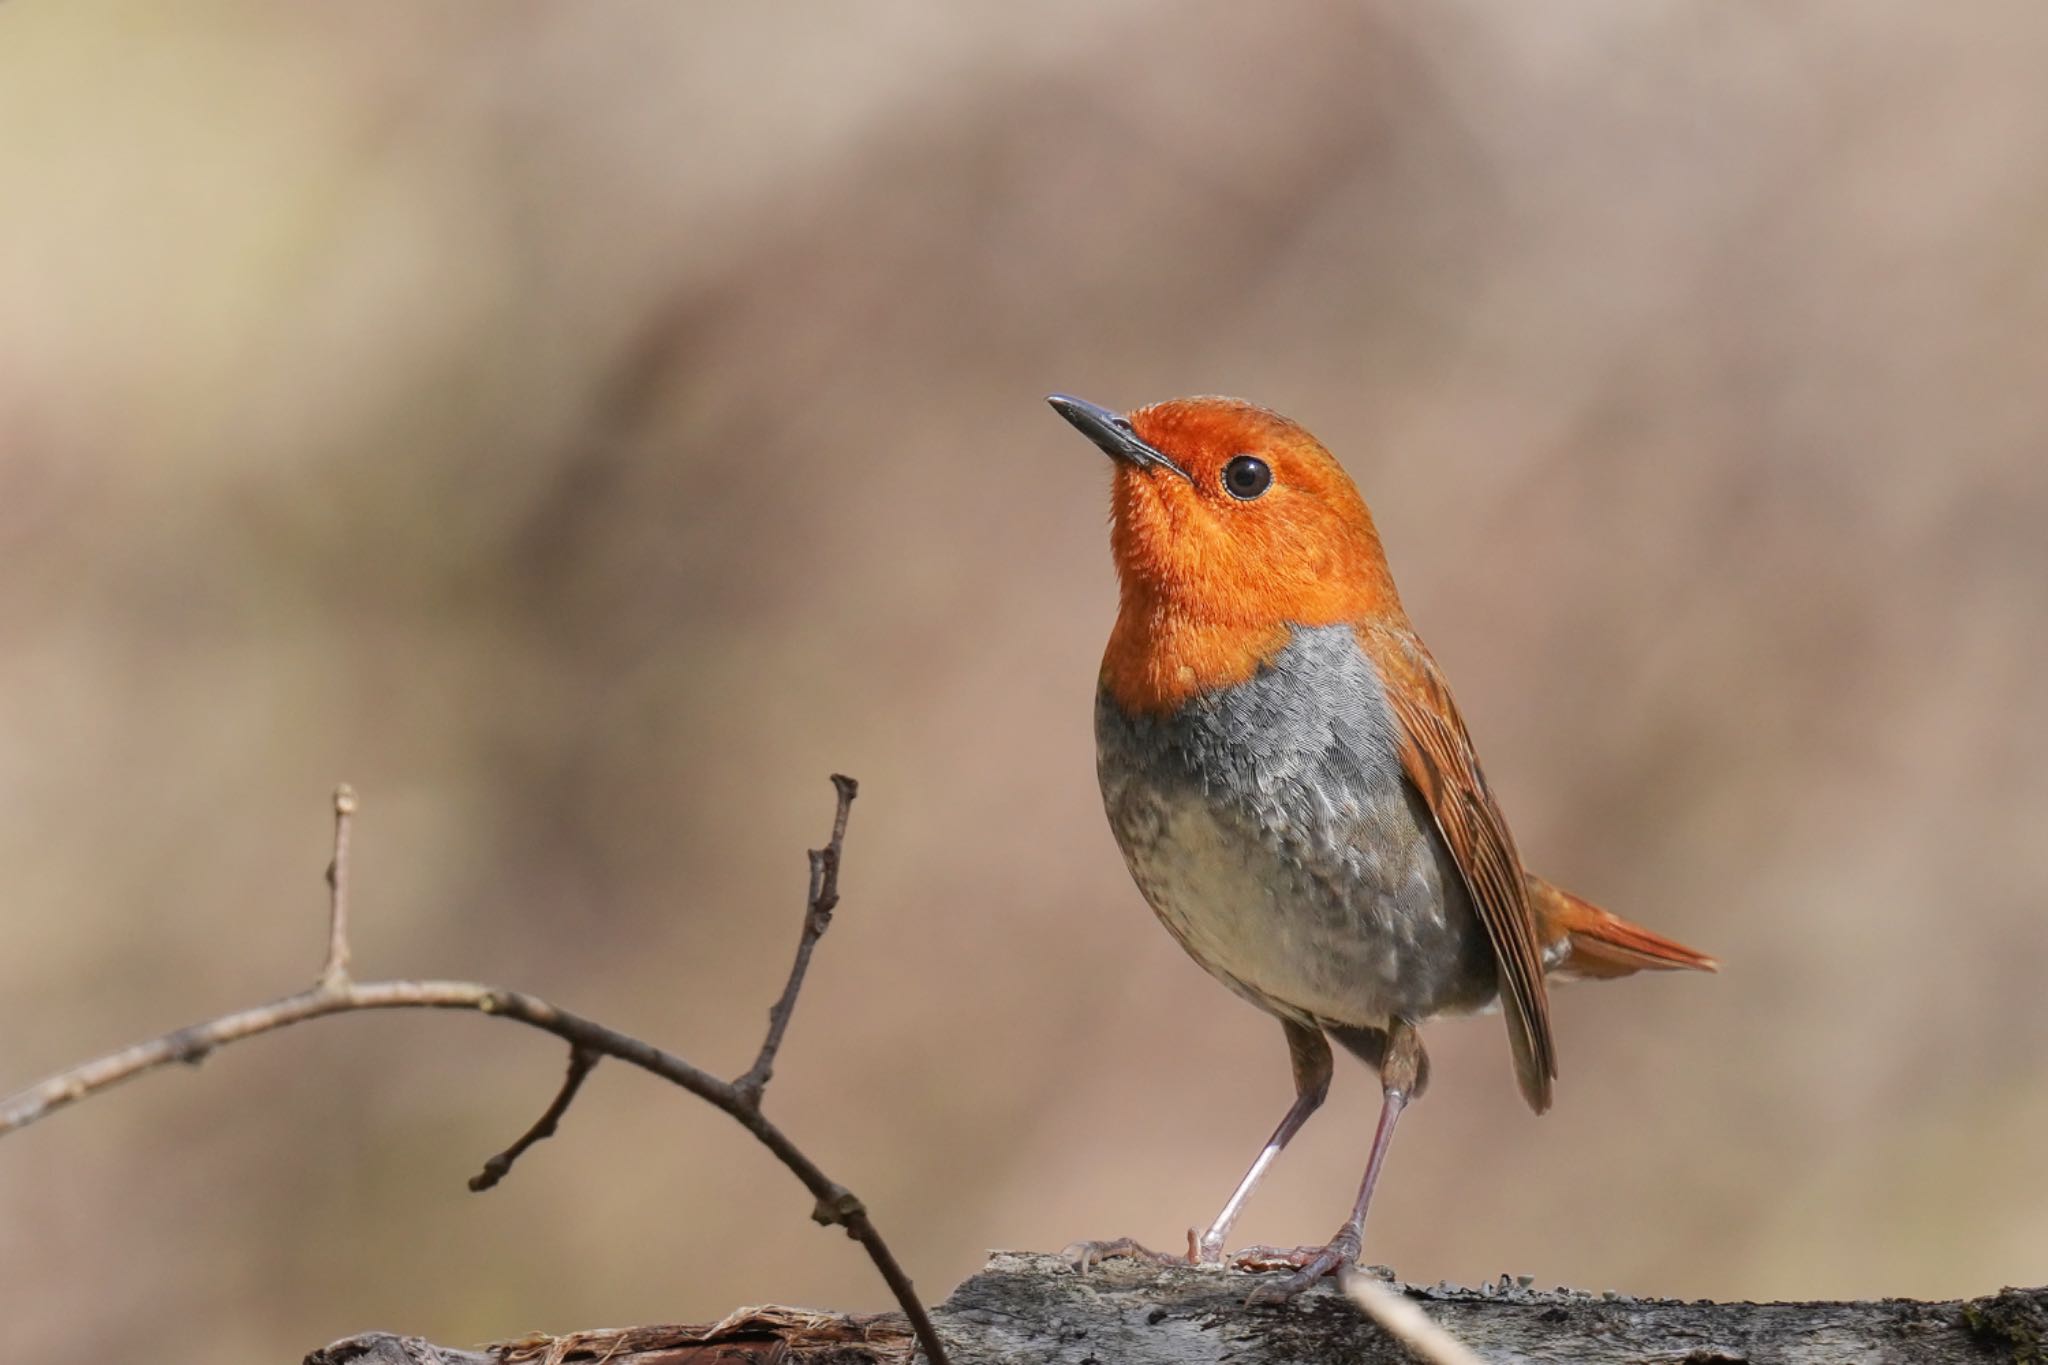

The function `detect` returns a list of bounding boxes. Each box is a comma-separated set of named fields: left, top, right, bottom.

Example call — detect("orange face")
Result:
left=1050, top=394, right=1405, bottom=711
left=1052, top=395, right=1397, bottom=628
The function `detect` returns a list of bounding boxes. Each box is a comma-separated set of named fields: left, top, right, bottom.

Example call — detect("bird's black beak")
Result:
left=1047, top=395, right=1192, bottom=482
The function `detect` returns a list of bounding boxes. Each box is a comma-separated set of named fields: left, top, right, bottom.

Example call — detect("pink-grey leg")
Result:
left=1064, top=1019, right=1334, bottom=1273
left=1193, top=1020, right=1332, bottom=1263
left=1246, top=1018, right=1424, bottom=1303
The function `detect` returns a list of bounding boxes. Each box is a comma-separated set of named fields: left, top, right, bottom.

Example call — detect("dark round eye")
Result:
left=1222, top=455, right=1272, bottom=500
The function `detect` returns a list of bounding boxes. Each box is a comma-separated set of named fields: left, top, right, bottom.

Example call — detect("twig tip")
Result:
left=468, top=1046, right=599, bottom=1194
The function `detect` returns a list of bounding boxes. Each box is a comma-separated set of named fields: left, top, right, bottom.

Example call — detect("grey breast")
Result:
left=1096, top=623, right=1498, bottom=1030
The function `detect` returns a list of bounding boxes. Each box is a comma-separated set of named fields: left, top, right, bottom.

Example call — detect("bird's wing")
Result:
left=1359, top=622, right=1556, bottom=1113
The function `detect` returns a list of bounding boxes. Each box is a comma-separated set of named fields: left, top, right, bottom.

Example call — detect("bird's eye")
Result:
left=1222, top=455, right=1272, bottom=500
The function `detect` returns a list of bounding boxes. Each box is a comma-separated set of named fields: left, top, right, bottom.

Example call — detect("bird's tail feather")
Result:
left=1527, top=875, right=1718, bottom=979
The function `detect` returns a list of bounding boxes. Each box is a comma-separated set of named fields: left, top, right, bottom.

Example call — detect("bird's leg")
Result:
left=1193, top=1020, right=1331, bottom=1264
left=1066, top=1019, right=1334, bottom=1274
left=1246, top=1019, right=1423, bottom=1304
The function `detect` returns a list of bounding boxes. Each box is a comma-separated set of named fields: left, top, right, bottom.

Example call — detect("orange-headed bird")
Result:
left=1048, top=394, right=1715, bottom=1300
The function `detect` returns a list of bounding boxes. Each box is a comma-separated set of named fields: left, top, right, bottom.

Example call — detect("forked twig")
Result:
left=0, top=777, right=950, bottom=1365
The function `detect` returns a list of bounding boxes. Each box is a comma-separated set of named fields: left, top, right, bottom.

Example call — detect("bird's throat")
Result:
left=1100, top=606, right=1294, bottom=714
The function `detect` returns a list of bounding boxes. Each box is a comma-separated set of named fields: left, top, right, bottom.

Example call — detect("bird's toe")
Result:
left=1239, top=1232, right=1361, bottom=1303
left=1060, top=1236, right=1185, bottom=1274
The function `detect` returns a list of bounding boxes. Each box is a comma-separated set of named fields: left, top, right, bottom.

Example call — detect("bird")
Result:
left=1046, top=393, right=1716, bottom=1302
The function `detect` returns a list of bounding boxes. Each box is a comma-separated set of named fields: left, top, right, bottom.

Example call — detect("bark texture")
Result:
left=303, top=1252, right=2048, bottom=1365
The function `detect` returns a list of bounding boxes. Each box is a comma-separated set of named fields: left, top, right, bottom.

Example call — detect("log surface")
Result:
left=303, top=1251, right=2048, bottom=1365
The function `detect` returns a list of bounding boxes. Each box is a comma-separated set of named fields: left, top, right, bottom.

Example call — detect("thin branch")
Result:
left=320, top=783, right=357, bottom=990
left=0, top=979, right=735, bottom=1135
left=734, top=771, right=857, bottom=1107
left=1342, top=1269, right=1485, bottom=1365
left=0, top=777, right=950, bottom=1365
left=469, top=1046, right=600, bottom=1192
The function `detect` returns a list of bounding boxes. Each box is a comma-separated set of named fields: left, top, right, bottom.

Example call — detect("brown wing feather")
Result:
left=1361, top=624, right=1556, bottom=1113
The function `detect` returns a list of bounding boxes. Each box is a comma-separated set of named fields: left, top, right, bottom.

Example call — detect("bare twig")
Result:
left=735, top=772, right=857, bottom=1106
left=469, top=1046, right=600, bottom=1192
left=0, top=777, right=950, bottom=1365
left=321, top=784, right=357, bottom=990
left=1342, top=1269, right=1486, bottom=1365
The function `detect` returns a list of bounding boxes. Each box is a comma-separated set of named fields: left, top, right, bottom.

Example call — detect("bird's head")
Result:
left=1048, top=394, right=1399, bottom=630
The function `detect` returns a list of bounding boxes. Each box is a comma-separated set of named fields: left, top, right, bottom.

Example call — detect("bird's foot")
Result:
left=1060, top=1235, right=1191, bottom=1274
left=1241, top=1228, right=1365, bottom=1304
left=1230, top=1242, right=1345, bottom=1273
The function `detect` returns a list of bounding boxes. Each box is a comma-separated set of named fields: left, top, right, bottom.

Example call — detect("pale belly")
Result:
left=1095, top=625, right=1498, bottom=1030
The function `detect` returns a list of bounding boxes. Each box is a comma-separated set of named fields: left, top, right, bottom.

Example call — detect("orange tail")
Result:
left=1527, top=875, right=1718, bottom=979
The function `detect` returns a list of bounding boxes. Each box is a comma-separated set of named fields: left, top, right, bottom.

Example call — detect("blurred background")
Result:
left=3, top=2, right=2046, bottom=1360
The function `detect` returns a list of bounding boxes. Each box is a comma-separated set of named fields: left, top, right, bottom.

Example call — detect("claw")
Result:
left=1231, top=1243, right=1332, bottom=1273
left=1060, top=1237, right=1184, bottom=1274
left=1240, top=1231, right=1360, bottom=1304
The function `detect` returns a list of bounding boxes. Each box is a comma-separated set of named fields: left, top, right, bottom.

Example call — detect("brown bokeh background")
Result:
left=4, top=3, right=2047, bottom=1361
